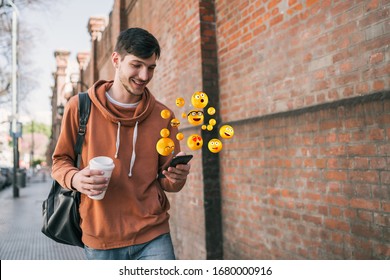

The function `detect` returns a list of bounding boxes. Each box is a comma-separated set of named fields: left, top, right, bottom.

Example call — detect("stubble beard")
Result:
left=120, top=76, right=145, bottom=98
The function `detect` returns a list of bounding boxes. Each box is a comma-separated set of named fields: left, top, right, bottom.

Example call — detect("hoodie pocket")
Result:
left=152, top=184, right=168, bottom=214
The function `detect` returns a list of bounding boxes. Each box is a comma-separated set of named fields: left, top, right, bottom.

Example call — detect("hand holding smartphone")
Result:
left=169, top=154, right=193, bottom=167
left=159, top=154, right=193, bottom=178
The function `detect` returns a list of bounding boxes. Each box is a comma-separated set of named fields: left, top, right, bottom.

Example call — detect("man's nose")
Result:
left=138, top=67, right=149, bottom=81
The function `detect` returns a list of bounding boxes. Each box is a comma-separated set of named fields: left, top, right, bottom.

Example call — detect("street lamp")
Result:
left=2, top=0, right=20, bottom=198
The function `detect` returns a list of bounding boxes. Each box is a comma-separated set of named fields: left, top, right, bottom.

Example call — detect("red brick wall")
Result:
left=124, top=0, right=207, bottom=259
left=214, top=0, right=389, bottom=259
left=215, top=0, right=389, bottom=121
left=221, top=97, right=389, bottom=259
left=78, top=0, right=390, bottom=259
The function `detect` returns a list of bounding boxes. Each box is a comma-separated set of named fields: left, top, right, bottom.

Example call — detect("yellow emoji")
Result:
left=187, top=134, right=203, bottom=151
left=160, top=128, right=170, bottom=138
left=207, top=107, right=216, bottom=115
left=156, top=137, right=175, bottom=156
left=175, top=97, right=185, bottom=107
left=160, top=109, right=171, bottom=119
left=187, top=110, right=204, bottom=126
left=176, top=132, right=184, bottom=141
left=219, top=125, right=234, bottom=139
left=170, top=118, right=180, bottom=127
left=191, top=91, right=209, bottom=109
left=208, top=138, right=223, bottom=153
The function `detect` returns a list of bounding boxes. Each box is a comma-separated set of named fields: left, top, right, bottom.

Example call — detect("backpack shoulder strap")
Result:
left=74, top=92, right=91, bottom=167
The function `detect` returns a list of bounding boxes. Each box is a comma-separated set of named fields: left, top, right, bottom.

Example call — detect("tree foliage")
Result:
left=23, top=121, right=50, bottom=138
left=0, top=0, right=60, bottom=106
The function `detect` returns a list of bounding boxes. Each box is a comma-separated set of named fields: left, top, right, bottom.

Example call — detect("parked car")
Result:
left=0, top=167, right=13, bottom=188
left=0, top=173, right=6, bottom=190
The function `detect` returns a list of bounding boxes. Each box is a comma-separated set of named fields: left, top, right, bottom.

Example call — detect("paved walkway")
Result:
left=0, top=174, right=85, bottom=260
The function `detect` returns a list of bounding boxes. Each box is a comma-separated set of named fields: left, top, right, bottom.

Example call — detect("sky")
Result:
left=18, top=0, right=114, bottom=125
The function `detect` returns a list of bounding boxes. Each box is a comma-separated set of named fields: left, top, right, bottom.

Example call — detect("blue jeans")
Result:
left=84, top=233, right=175, bottom=260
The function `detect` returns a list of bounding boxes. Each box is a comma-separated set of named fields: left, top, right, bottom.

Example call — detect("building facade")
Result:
left=50, top=0, right=390, bottom=259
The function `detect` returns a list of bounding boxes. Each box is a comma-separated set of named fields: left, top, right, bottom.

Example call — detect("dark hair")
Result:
left=114, top=27, right=161, bottom=60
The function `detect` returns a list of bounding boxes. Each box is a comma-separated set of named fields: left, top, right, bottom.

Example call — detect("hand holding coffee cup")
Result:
left=88, top=156, right=115, bottom=200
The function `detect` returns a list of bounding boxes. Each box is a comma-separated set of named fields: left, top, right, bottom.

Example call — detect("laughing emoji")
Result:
left=219, top=125, right=234, bottom=139
left=156, top=137, right=175, bottom=156
left=187, top=110, right=204, bottom=126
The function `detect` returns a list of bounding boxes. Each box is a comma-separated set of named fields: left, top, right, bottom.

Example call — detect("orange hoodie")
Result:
left=52, top=80, right=184, bottom=249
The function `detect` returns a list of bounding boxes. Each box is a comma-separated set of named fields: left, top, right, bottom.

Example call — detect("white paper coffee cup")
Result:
left=88, top=156, right=115, bottom=200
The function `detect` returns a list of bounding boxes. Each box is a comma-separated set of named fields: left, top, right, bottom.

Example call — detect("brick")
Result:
left=372, top=242, right=390, bottom=259
left=351, top=223, right=382, bottom=239
left=325, top=195, right=349, bottom=206
left=372, top=80, right=385, bottom=91
left=347, top=145, right=376, bottom=156
left=373, top=212, right=389, bottom=226
left=349, top=170, right=379, bottom=184
left=369, top=52, right=384, bottom=64
left=331, top=1, right=354, bottom=16
left=381, top=171, right=390, bottom=185
left=308, top=54, right=333, bottom=71
left=302, top=214, right=322, bottom=225
left=366, top=0, right=380, bottom=11
left=325, top=218, right=350, bottom=232
left=350, top=198, right=381, bottom=210
left=324, top=171, right=348, bottom=181
left=306, top=0, right=318, bottom=7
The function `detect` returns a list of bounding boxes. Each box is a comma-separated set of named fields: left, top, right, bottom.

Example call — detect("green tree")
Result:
left=23, top=121, right=50, bottom=138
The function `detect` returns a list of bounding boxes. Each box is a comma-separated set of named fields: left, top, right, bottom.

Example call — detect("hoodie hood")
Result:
left=88, top=80, right=156, bottom=127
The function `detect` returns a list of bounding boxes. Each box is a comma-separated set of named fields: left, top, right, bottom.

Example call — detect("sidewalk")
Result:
left=0, top=174, right=85, bottom=260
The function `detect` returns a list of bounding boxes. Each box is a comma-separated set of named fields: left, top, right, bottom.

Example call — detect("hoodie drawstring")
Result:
left=115, top=122, right=121, bottom=159
left=128, top=121, right=138, bottom=177
left=114, top=121, right=138, bottom=177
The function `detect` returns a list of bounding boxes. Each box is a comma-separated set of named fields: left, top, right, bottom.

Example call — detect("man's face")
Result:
left=114, top=53, right=157, bottom=98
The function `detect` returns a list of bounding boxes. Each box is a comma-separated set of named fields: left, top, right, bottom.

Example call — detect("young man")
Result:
left=51, top=28, right=190, bottom=260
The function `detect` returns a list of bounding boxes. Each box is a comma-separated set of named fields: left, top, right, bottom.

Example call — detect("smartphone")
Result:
left=169, top=154, right=193, bottom=167
left=158, top=155, right=193, bottom=178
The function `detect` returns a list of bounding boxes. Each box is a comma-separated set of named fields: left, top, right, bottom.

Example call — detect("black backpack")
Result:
left=41, top=92, right=91, bottom=247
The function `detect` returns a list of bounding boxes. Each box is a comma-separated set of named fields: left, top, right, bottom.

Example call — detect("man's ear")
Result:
left=112, top=52, right=120, bottom=68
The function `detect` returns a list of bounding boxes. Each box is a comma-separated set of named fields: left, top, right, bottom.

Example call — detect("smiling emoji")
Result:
left=187, top=110, right=204, bottom=126
left=156, top=137, right=175, bottom=156
left=208, top=138, right=223, bottom=153
left=219, top=125, right=234, bottom=139
left=191, top=91, right=209, bottom=109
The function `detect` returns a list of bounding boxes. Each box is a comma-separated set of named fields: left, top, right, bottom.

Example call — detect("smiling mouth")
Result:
left=193, top=118, right=201, bottom=121
left=132, top=79, right=146, bottom=86
left=224, top=133, right=231, bottom=137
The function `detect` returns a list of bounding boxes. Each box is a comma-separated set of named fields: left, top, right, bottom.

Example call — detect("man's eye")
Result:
left=132, top=64, right=141, bottom=68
